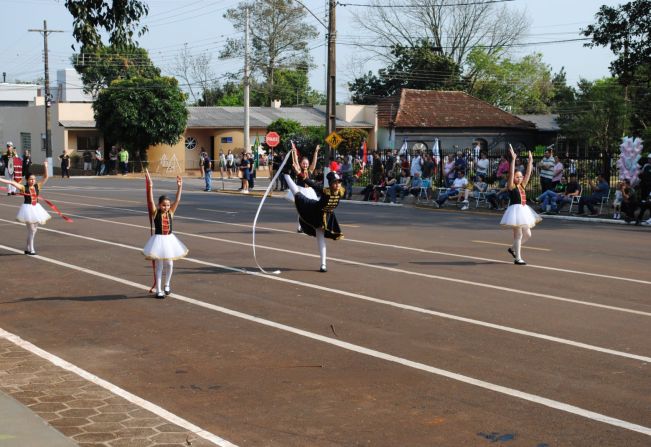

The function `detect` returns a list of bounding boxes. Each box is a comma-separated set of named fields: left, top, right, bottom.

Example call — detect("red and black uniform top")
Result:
left=153, top=210, right=173, bottom=235
left=508, top=185, right=527, bottom=206
left=23, top=184, right=39, bottom=206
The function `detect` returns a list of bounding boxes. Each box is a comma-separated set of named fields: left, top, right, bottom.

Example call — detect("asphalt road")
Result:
left=0, top=175, right=649, bottom=446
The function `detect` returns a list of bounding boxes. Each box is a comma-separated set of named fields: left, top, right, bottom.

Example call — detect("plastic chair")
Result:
left=417, top=179, right=432, bottom=203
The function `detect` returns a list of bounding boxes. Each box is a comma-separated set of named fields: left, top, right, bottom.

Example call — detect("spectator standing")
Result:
left=410, top=151, right=423, bottom=177
left=82, top=150, right=93, bottom=175
left=575, top=174, right=609, bottom=216
left=22, top=149, right=32, bottom=180
left=475, top=151, right=489, bottom=179
left=538, top=148, right=555, bottom=192
left=619, top=179, right=637, bottom=223
left=371, top=152, right=384, bottom=186
left=551, top=156, right=564, bottom=190
left=226, top=149, right=235, bottom=178
left=3, top=143, right=19, bottom=194
left=454, top=150, right=467, bottom=175
left=421, top=153, right=435, bottom=180
left=340, top=155, right=354, bottom=200
left=118, top=147, right=129, bottom=175
left=239, top=152, right=250, bottom=193
left=109, top=146, right=118, bottom=174
left=496, top=155, right=510, bottom=179
left=200, top=150, right=212, bottom=191
left=94, top=148, right=105, bottom=175
left=58, top=150, right=71, bottom=178
left=443, top=156, right=456, bottom=187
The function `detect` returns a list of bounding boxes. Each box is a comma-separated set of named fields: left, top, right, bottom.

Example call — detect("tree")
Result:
left=351, top=0, right=529, bottom=67
left=220, top=0, right=319, bottom=103
left=93, top=77, right=188, bottom=160
left=349, top=41, right=463, bottom=104
left=72, top=44, right=160, bottom=97
left=267, top=118, right=303, bottom=139
left=273, top=67, right=326, bottom=106
left=556, top=78, right=628, bottom=153
left=582, top=0, right=651, bottom=86
left=170, top=44, right=217, bottom=105
left=337, top=128, right=368, bottom=157
left=465, top=49, right=555, bottom=114
left=64, top=0, right=149, bottom=50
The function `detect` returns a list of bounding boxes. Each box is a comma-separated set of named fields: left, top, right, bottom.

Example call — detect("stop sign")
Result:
left=265, top=131, right=280, bottom=148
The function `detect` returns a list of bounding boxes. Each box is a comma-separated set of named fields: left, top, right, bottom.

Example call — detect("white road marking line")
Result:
left=341, top=224, right=361, bottom=228
left=33, top=196, right=651, bottom=286
left=197, top=208, right=238, bottom=214
left=1, top=244, right=649, bottom=438
left=0, top=220, right=649, bottom=361
left=45, top=190, right=140, bottom=203
left=1, top=208, right=648, bottom=318
left=472, top=240, right=552, bottom=252
left=0, top=325, right=237, bottom=447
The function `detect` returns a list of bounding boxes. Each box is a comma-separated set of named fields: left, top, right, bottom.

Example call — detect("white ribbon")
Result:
left=252, top=150, right=293, bottom=275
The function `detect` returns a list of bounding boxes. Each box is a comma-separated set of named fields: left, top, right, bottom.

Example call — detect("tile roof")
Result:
left=516, top=114, right=560, bottom=132
left=187, top=106, right=373, bottom=129
left=378, top=89, right=536, bottom=130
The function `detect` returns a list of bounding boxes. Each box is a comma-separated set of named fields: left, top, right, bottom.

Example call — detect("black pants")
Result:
left=635, top=201, right=651, bottom=224
left=61, top=165, right=70, bottom=178
left=540, top=177, right=553, bottom=192
left=621, top=200, right=638, bottom=221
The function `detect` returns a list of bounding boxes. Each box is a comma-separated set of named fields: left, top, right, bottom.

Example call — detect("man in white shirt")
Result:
left=434, top=170, right=469, bottom=208
left=538, top=148, right=555, bottom=192
left=410, top=151, right=423, bottom=178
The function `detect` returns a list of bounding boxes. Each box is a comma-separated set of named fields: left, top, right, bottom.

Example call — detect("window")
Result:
left=77, top=135, right=100, bottom=151
left=185, top=136, right=197, bottom=150
left=20, top=132, right=31, bottom=150
left=220, top=137, right=233, bottom=144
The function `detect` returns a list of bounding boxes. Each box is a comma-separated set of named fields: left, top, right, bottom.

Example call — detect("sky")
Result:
left=0, top=0, right=624, bottom=102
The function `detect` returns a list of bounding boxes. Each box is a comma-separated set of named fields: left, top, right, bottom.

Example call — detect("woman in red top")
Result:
left=0, top=161, right=50, bottom=255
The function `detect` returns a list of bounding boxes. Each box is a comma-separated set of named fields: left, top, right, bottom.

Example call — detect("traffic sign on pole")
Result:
left=325, top=131, right=343, bottom=149
left=265, top=131, right=280, bottom=148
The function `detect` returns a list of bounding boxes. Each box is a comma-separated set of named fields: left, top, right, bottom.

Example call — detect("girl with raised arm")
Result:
left=500, top=145, right=541, bottom=265
left=143, top=172, right=188, bottom=298
left=0, top=161, right=51, bottom=255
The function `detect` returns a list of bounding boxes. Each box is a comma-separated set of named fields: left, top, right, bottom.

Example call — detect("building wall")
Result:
left=0, top=105, right=46, bottom=161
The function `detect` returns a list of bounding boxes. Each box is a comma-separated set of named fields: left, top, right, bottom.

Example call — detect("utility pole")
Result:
left=326, top=0, right=337, bottom=158
left=29, top=20, right=63, bottom=176
left=243, top=7, right=251, bottom=156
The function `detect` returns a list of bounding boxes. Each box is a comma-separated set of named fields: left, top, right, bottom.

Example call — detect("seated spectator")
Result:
left=485, top=173, right=509, bottom=210
left=635, top=189, right=651, bottom=225
left=464, top=174, right=489, bottom=210
left=361, top=174, right=387, bottom=202
left=433, top=170, right=468, bottom=208
left=402, top=171, right=423, bottom=200
left=386, top=174, right=410, bottom=203
left=554, top=174, right=581, bottom=213
left=575, top=174, right=609, bottom=216
left=535, top=175, right=569, bottom=213
left=619, top=179, right=637, bottom=223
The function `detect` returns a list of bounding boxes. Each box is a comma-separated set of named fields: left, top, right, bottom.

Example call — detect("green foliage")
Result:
left=582, top=0, right=651, bottom=84
left=556, top=78, right=628, bottom=151
left=221, top=0, right=319, bottom=101
left=266, top=118, right=303, bottom=140
left=64, top=0, right=149, bottom=49
left=349, top=40, right=463, bottom=104
left=72, top=44, right=160, bottom=96
left=466, top=49, right=555, bottom=114
left=337, top=128, right=368, bottom=156
left=93, top=76, right=188, bottom=157
left=628, top=63, right=651, bottom=141
left=272, top=68, right=325, bottom=106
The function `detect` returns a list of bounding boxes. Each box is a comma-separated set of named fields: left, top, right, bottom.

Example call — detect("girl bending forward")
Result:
left=143, top=172, right=188, bottom=298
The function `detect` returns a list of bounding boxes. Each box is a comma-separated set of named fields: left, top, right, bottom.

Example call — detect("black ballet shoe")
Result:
left=319, top=264, right=327, bottom=272
left=155, top=292, right=165, bottom=299
left=24, top=250, right=30, bottom=255
left=164, top=286, right=171, bottom=296
left=514, top=259, right=527, bottom=265
left=26, top=251, right=37, bottom=256
left=507, top=247, right=516, bottom=259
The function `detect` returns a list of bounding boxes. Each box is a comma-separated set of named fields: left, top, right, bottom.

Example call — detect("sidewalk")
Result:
left=0, top=390, right=77, bottom=447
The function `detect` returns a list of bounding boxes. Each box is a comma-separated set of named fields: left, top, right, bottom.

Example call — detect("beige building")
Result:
left=0, top=98, right=377, bottom=175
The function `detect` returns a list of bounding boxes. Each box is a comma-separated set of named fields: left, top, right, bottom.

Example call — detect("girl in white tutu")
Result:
left=500, top=145, right=541, bottom=265
left=143, top=171, right=188, bottom=299
left=0, top=161, right=50, bottom=255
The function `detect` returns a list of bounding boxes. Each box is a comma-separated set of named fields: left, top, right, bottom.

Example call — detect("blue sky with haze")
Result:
left=0, top=0, right=622, bottom=101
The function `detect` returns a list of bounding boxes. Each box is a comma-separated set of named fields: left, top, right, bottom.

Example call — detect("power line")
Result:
left=337, top=0, right=516, bottom=7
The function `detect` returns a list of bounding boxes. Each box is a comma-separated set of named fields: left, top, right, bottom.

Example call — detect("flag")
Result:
left=432, top=138, right=440, bottom=164
left=361, top=140, right=368, bottom=168
left=398, top=139, right=408, bottom=156
left=253, top=136, right=260, bottom=169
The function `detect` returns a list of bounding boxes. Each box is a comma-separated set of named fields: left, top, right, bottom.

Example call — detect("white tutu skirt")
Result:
left=16, top=203, right=51, bottom=225
left=285, top=185, right=318, bottom=202
left=143, top=234, right=189, bottom=260
left=500, top=204, right=542, bottom=228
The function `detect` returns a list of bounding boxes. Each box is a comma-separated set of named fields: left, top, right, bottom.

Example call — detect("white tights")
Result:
left=512, top=227, right=532, bottom=260
left=26, top=223, right=38, bottom=252
left=155, top=260, right=174, bottom=294
left=285, top=175, right=327, bottom=268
